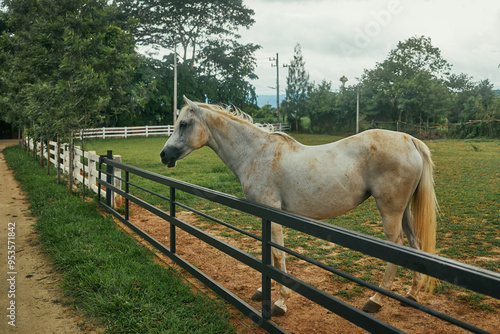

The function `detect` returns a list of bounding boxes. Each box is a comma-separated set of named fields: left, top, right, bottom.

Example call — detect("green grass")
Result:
left=4, top=146, right=235, bottom=334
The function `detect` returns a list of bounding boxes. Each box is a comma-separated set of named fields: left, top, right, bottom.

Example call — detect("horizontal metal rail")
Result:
left=99, top=157, right=500, bottom=334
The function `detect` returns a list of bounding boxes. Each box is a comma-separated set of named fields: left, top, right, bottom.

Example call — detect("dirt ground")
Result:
left=0, top=140, right=101, bottom=334
left=122, top=202, right=500, bottom=334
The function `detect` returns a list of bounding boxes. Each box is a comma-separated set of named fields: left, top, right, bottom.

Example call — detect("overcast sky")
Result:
left=238, top=0, right=500, bottom=96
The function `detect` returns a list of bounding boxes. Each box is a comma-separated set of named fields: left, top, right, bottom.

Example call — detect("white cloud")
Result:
left=240, top=0, right=500, bottom=95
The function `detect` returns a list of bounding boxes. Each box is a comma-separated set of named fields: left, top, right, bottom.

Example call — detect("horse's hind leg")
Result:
left=401, top=206, right=422, bottom=304
left=363, top=213, right=405, bottom=313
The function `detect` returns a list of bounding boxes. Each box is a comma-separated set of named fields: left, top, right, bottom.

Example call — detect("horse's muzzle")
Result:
left=160, top=147, right=180, bottom=168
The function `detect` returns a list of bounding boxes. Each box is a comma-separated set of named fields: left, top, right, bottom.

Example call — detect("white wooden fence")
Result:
left=74, top=123, right=291, bottom=140
left=25, top=137, right=122, bottom=208
left=76, top=125, right=175, bottom=139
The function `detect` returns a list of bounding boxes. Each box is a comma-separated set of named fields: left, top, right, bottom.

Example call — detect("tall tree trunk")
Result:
left=40, top=137, right=44, bottom=167
left=190, top=41, right=196, bottom=70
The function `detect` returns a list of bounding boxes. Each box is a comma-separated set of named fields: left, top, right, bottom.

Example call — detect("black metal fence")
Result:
left=98, top=153, right=500, bottom=334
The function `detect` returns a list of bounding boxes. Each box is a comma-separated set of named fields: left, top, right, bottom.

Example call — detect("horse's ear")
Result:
left=183, top=96, right=198, bottom=112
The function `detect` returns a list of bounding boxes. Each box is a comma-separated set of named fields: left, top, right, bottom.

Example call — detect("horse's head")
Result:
left=160, top=96, right=210, bottom=167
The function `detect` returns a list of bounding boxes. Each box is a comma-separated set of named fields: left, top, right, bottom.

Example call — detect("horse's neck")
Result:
left=206, top=116, right=268, bottom=178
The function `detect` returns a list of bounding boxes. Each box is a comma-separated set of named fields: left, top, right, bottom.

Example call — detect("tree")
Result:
left=0, top=0, right=67, bottom=145
left=117, top=0, right=255, bottom=64
left=306, top=80, right=337, bottom=133
left=360, top=36, right=452, bottom=132
left=1, top=0, right=139, bottom=131
left=55, top=2, right=139, bottom=193
left=284, top=43, right=311, bottom=131
left=197, top=39, right=260, bottom=106
left=116, top=0, right=260, bottom=109
left=446, top=75, right=499, bottom=126
left=387, top=35, right=451, bottom=79
left=0, top=0, right=140, bottom=192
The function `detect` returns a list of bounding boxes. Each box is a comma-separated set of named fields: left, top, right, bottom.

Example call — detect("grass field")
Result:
left=83, top=134, right=500, bottom=272
left=6, top=132, right=499, bottom=331
left=83, top=134, right=500, bottom=276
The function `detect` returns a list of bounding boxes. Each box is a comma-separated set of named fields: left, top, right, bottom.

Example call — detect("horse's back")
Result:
left=275, top=129, right=424, bottom=219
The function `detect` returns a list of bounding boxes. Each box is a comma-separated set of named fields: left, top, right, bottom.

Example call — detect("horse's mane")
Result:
left=185, top=101, right=299, bottom=144
left=188, top=101, right=275, bottom=132
left=196, top=102, right=255, bottom=124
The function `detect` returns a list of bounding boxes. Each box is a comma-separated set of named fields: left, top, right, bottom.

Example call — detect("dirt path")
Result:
left=0, top=140, right=99, bottom=334
left=124, top=203, right=500, bottom=334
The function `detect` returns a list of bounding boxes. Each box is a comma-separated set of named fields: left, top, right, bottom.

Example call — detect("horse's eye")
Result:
left=179, top=120, right=188, bottom=129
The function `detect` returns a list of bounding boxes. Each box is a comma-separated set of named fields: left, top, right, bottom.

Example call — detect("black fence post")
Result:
left=97, top=155, right=102, bottom=202
left=170, top=186, right=176, bottom=253
left=261, top=218, right=272, bottom=321
left=105, top=150, right=113, bottom=207
left=125, top=171, right=129, bottom=221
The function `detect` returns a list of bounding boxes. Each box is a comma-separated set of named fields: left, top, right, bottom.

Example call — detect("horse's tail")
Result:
left=411, top=138, right=439, bottom=293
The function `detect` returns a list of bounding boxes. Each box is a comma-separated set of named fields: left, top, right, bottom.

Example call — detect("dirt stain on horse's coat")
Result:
left=272, top=143, right=284, bottom=173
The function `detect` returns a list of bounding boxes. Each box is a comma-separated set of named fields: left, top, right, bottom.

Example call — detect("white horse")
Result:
left=160, top=97, right=438, bottom=316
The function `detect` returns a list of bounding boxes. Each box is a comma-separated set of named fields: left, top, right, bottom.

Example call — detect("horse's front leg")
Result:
left=251, top=222, right=291, bottom=316
left=269, top=222, right=291, bottom=316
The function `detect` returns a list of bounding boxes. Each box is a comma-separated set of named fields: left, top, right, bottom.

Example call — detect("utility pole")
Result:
left=173, top=43, right=178, bottom=125
left=356, top=85, right=360, bottom=133
left=270, top=53, right=280, bottom=123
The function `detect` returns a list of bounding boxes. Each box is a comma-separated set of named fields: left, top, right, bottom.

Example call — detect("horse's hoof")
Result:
left=400, top=295, right=418, bottom=307
left=363, top=300, right=382, bottom=313
left=251, top=291, right=262, bottom=302
left=271, top=305, right=286, bottom=317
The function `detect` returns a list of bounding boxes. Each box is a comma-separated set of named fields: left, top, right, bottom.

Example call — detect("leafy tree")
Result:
left=305, top=80, right=360, bottom=134
left=1, top=0, right=139, bottom=132
left=0, top=0, right=140, bottom=192
left=248, top=104, right=277, bottom=124
left=55, top=2, right=139, bottom=192
left=197, top=39, right=260, bottom=106
left=116, top=0, right=260, bottom=111
left=306, top=80, right=337, bottom=133
left=117, top=0, right=255, bottom=64
left=0, top=0, right=65, bottom=142
left=360, top=35, right=452, bottom=132
left=387, top=35, right=451, bottom=79
left=123, top=54, right=199, bottom=126
left=446, top=75, right=499, bottom=125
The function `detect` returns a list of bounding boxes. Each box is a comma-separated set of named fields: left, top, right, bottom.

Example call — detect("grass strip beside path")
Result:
left=3, top=145, right=234, bottom=334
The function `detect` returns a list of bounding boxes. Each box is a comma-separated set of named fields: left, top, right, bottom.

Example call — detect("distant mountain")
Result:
left=256, top=94, right=286, bottom=108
